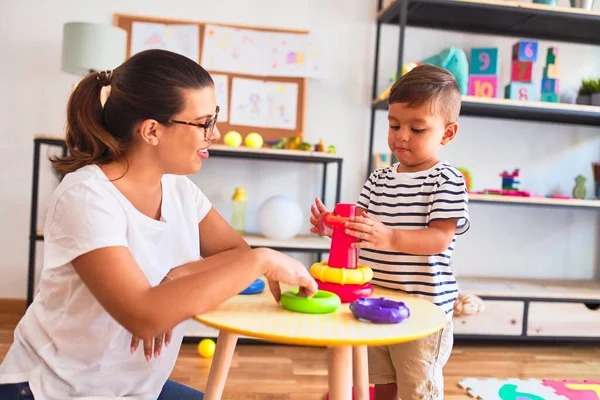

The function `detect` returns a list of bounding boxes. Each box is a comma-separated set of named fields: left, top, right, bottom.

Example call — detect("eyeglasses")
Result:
left=168, top=105, right=220, bottom=141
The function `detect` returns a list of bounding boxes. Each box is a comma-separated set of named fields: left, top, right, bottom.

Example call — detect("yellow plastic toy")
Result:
left=310, top=262, right=373, bottom=285
left=245, top=132, right=263, bottom=148
left=224, top=131, right=242, bottom=147
left=197, top=338, right=216, bottom=358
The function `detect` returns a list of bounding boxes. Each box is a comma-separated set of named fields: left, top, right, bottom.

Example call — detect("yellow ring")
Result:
left=310, top=262, right=373, bottom=285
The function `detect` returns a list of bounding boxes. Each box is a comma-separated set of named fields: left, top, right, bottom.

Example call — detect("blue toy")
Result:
left=500, top=169, right=520, bottom=191
left=512, top=40, right=538, bottom=62
left=420, top=47, right=469, bottom=95
left=240, top=279, right=266, bottom=295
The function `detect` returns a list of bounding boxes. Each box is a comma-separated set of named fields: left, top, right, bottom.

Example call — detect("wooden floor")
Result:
left=2, top=313, right=599, bottom=399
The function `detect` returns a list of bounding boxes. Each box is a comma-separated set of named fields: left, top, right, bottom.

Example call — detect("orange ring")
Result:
left=324, top=214, right=350, bottom=228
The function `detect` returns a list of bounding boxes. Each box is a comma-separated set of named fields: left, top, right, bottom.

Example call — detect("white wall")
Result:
left=1, top=0, right=600, bottom=299
left=0, top=0, right=376, bottom=299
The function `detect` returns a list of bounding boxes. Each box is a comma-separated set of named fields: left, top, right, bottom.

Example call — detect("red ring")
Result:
left=315, top=280, right=374, bottom=303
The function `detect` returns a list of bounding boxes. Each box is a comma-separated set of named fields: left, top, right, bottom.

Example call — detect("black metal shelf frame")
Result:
left=367, top=0, right=600, bottom=175
left=378, top=0, right=600, bottom=45
left=27, top=137, right=343, bottom=306
left=366, top=0, right=600, bottom=343
left=373, top=97, right=600, bottom=127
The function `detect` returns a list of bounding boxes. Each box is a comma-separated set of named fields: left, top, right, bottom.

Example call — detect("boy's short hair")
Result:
left=388, top=64, right=461, bottom=123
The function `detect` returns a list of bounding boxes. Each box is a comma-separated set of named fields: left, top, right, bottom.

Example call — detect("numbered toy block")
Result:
left=469, top=48, right=499, bottom=75
left=468, top=75, right=498, bottom=98
left=511, top=61, right=533, bottom=82
left=541, top=78, right=559, bottom=94
left=512, top=40, right=538, bottom=62
left=546, top=47, right=559, bottom=65
left=541, top=93, right=559, bottom=102
left=543, top=64, right=560, bottom=79
left=505, top=82, right=537, bottom=101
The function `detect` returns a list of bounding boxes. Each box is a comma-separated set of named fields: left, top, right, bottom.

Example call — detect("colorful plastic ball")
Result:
left=197, top=339, right=216, bottom=358
left=224, top=131, right=242, bottom=147
left=245, top=132, right=263, bottom=148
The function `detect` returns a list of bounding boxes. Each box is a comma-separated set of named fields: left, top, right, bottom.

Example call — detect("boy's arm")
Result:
left=347, top=213, right=457, bottom=254
left=392, top=168, right=470, bottom=254
left=355, top=171, right=377, bottom=216
left=348, top=168, right=470, bottom=254
left=390, top=219, right=457, bottom=254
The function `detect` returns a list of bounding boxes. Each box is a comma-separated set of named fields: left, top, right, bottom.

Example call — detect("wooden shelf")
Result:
left=378, top=0, right=600, bottom=45
left=32, top=136, right=343, bottom=163
left=468, top=193, right=600, bottom=210
left=373, top=96, right=600, bottom=127
left=208, top=144, right=342, bottom=163
left=243, top=233, right=330, bottom=252
left=458, top=276, right=600, bottom=302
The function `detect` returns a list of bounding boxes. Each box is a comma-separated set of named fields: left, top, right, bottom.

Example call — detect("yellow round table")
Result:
left=194, top=284, right=448, bottom=400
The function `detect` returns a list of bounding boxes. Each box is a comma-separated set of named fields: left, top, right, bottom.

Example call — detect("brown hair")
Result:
left=51, top=49, right=214, bottom=175
left=388, top=64, right=461, bottom=123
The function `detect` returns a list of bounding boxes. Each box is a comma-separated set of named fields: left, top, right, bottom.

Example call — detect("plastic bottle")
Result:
left=231, top=187, right=247, bottom=234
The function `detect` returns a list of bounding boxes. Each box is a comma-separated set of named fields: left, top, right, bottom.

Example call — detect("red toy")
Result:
left=311, top=203, right=374, bottom=303
left=324, top=204, right=358, bottom=269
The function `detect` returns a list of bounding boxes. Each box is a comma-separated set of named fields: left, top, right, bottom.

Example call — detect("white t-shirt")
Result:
left=0, top=164, right=212, bottom=399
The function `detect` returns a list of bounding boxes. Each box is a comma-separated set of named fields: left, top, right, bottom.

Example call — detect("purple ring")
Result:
left=349, top=297, right=410, bottom=324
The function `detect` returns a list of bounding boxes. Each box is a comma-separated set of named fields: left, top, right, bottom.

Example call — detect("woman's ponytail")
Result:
left=51, top=70, right=121, bottom=175
left=51, top=49, right=215, bottom=176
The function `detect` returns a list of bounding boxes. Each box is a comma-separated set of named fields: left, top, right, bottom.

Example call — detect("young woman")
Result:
left=0, top=49, right=317, bottom=400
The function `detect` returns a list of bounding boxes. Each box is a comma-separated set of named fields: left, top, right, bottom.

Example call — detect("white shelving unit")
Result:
left=468, top=193, right=600, bottom=209
left=369, top=0, right=600, bottom=341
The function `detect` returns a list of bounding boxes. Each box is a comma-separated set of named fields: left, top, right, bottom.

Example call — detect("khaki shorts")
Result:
left=368, top=320, right=454, bottom=400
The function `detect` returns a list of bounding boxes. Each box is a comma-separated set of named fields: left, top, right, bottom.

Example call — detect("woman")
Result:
left=0, top=49, right=317, bottom=399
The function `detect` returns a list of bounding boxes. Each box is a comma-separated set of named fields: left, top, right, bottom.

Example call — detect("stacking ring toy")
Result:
left=280, top=289, right=341, bottom=314
left=239, top=279, right=265, bottom=295
left=310, top=262, right=373, bottom=285
left=349, top=297, right=410, bottom=324
left=324, top=214, right=350, bottom=227
left=316, top=280, right=374, bottom=303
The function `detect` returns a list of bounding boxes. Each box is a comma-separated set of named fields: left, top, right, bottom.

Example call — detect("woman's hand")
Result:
left=258, top=248, right=318, bottom=302
left=130, top=331, right=172, bottom=360
left=345, top=213, right=394, bottom=250
left=130, top=274, right=174, bottom=360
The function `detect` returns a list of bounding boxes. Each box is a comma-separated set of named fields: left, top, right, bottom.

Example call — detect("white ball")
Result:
left=257, top=196, right=303, bottom=241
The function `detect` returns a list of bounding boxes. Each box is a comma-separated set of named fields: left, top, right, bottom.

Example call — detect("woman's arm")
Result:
left=200, top=207, right=249, bottom=257
left=71, top=246, right=291, bottom=339
left=166, top=207, right=251, bottom=280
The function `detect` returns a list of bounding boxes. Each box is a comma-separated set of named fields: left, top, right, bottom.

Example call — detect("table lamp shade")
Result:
left=61, top=22, right=127, bottom=75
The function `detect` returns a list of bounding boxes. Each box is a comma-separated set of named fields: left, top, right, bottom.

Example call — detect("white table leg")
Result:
left=327, top=345, right=353, bottom=400
left=353, top=345, right=370, bottom=400
left=203, top=331, right=239, bottom=400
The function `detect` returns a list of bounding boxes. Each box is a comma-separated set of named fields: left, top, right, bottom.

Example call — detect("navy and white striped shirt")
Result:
left=356, top=161, right=470, bottom=315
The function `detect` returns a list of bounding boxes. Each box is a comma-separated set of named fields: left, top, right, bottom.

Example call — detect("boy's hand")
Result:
left=345, top=213, right=393, bottom=250
left=309, top=197, right=333, bottom=237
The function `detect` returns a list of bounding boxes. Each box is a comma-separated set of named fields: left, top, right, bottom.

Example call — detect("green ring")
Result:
left=280, top=289, right=341, bottom=314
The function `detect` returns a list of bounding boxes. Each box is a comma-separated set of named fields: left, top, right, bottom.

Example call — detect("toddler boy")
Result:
left=310, top=64, right=470, bottom=400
